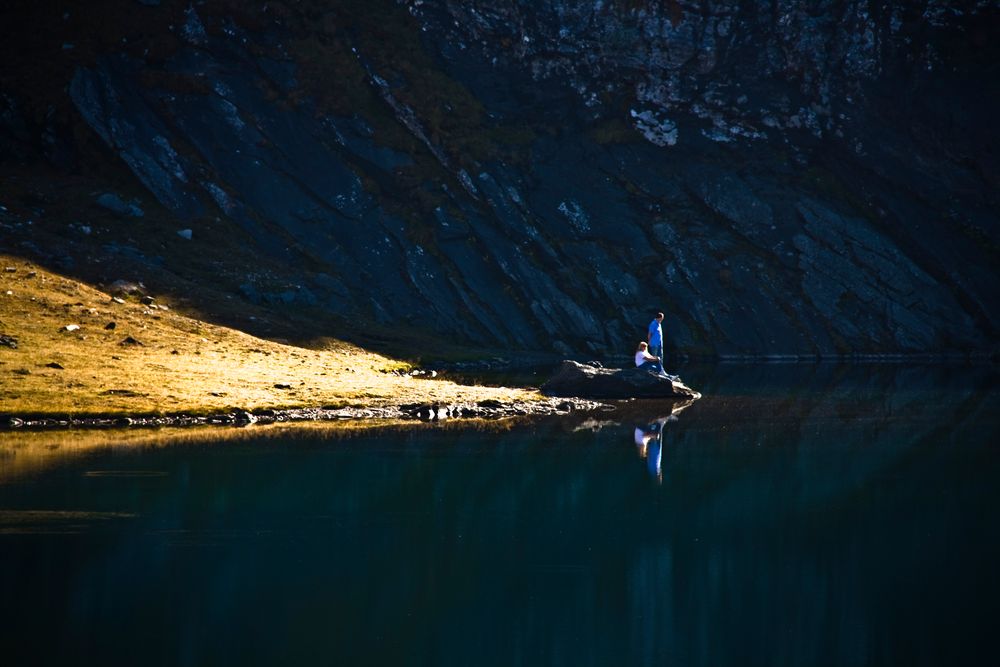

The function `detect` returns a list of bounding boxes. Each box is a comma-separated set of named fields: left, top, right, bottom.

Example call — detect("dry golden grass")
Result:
left=0, top=255, right=540, bottom=416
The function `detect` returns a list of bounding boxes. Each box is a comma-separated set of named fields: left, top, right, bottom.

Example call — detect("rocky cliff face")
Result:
left=3, top=0, right=998, bottom=357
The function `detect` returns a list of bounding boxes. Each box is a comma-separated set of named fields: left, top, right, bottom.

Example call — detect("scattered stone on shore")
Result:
left=0, top=396, right=611, bottom=432
left=273, top=383, right=292, bottom=389
left=0, top=334, right=17, bottom=349
left=400, top=396, right=607, bottom=421
left=397, top=368, right=439, bottom=378
left=105, top=322, right=116, bottom=330
left=61, top=324, right=80, bottom=332
left=45, top=362, right=65, bottom=369
left=233, top=410, right=257, bottom=426
left=140, top=295, right=155, bottom=305
left=119, top=336, right=143, bottom=346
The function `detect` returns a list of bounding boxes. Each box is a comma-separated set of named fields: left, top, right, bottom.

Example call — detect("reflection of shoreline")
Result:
left=0, top=419, right=524, bottom=483
left=573, top=397, right=698, bottom=434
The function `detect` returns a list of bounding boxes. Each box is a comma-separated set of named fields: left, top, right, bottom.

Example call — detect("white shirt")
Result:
left=635, top=350, right=656, bottom=367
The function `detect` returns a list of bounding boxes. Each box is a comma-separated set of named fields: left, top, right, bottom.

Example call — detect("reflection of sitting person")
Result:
left=633, top=421, right=663, bottom=483
left=634, top=425, right=654, bottom=457
left=634, top=341, right=665, bottom=375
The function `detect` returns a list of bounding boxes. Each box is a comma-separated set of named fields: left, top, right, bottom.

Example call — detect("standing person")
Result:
left=647, top=312, right=665, bottom=360
left=643, top=313, right=681, bottom=382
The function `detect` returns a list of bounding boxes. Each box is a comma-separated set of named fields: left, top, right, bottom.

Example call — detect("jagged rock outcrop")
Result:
left=541, top=360, right=701, bottom=399
left=3, top=1, right=996, bottom=357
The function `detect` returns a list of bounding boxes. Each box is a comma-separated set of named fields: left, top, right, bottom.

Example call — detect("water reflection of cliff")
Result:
left=616, top=365, right=1000, bottom=666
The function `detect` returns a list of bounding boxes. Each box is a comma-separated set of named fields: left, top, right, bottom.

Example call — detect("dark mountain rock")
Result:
left=71, top=61, right=202, bottom=219
left=4, top=1, right=996, bottom=357
left=541, top=360, right=701, bottom=400
left=95, top=193, right=144, bottom=218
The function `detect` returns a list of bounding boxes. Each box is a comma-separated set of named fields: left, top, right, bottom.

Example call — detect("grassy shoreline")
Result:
left=0, top=255, right=547, bottom=418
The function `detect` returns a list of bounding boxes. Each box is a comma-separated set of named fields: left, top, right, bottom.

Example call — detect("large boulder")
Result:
left=541, top=361, right=701, bottom=400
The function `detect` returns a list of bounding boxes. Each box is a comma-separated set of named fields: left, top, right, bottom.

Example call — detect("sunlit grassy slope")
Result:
left=0, top=255, right=539, bottom=416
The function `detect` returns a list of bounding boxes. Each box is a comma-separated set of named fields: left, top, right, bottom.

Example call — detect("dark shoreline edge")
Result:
left=428, top=353, right=997, bottom=371
left=0, top=397, right=616, bottom=431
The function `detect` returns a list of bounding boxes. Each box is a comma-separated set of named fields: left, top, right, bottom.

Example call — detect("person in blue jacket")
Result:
left=647, top=312, right=665, bottom=360
left=643, top=312, right=681, bottom=382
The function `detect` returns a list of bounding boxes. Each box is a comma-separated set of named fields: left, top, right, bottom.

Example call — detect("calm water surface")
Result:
left=1, top=364, right=998, bottom=666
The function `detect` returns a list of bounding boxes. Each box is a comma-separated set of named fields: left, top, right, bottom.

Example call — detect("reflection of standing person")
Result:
left=647, top=312, right=664, bottom=360
left=646, top=427, right=662, bottom=482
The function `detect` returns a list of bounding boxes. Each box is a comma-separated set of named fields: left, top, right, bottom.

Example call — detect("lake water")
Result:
left=1, top=364, right=998, bottom=666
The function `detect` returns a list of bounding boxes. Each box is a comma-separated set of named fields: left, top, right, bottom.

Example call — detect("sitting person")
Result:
left=634, top=341, right=665, bottom=375
left=634, top=341, right=681, bottom=382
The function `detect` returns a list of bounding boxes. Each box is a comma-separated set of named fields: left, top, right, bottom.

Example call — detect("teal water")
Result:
left=1, top=364, right=998, bottom=666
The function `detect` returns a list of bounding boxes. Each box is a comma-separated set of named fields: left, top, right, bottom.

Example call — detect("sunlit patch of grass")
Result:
left=0, top=255, right=541, bottom=418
